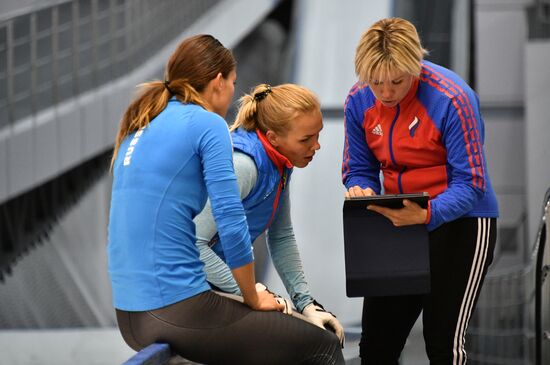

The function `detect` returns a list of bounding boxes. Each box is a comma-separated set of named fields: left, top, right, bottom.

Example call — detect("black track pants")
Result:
left=359, top=217, right=497, bottom=365
left=117, top=290, right=344, bottom=365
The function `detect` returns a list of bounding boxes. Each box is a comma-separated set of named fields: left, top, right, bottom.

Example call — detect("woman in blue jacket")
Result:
left=108, top=35, right=343, bottom=365
left=194, top=83, right=345, bottom=346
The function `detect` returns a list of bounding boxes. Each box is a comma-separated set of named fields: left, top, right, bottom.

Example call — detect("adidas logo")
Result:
left=371, top=123, right=383, bottom=136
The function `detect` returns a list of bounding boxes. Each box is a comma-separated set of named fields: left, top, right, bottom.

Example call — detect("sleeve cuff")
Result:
left=424, top=200, right=431, bottom=225
left=226, top=251, right=254, bottom=270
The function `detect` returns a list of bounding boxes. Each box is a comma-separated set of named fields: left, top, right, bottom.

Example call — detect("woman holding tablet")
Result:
left=342, top=18, right=498, bottom=364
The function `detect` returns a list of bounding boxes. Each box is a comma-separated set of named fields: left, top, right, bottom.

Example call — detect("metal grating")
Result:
left=0, top=0, right=220, bottom=127
left=467, top=189, right=550, bottom=365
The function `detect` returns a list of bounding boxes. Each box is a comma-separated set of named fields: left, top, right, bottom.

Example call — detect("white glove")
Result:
left=255, top=283, right=293, bottom=315
left=302, top=301, right=345, bottom=347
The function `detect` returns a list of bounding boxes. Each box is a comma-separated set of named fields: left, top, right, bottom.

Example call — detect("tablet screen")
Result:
left=344, top=192, right=429, bottom=209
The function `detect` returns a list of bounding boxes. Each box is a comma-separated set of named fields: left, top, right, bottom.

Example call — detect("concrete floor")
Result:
left=0, top=328, right=134, bottom=365
left=0, top=318, right=429, bottom=365
left=343, top=317, right=429, bottom=365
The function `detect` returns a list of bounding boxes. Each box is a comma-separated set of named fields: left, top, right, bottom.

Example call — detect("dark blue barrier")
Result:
left=122, top=343, right=171, bottom=365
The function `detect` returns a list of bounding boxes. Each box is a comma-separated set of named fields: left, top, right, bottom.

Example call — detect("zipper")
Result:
left=397, top=166, right=406, bottom=194
left=210, top=170, right=287, bottom=246
left=389, top=105, right=406, bottom=194
left=388, top=105, right=400, bottom=166
left=265, top=169, right=286, bottom=230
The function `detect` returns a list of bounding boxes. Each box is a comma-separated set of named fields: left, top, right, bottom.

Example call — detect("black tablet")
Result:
left=344, top=192, right=429, bottom=209
left=342, top=191, right=431, bottom=297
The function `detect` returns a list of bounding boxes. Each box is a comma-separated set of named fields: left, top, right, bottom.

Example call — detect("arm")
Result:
left=342, top=91, right=381, bottom=193
left=195, top=152, right=258, bottom=294
left=427, top=96, right=486, bottom=230
left=266, top=187, right=313, bottom=312
left=267, top=186, right=345, bottom=345
left=231, top=262, right=283, bottom=311
left=198, top=117, right=252, bottom=270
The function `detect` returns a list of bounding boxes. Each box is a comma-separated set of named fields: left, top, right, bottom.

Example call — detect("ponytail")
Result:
left=231, top=93, right=260, bottom=132
left=231, top=83, right=320, bottom=136
left=111, top=34, right=235, bottom=169
left=111, top=80, right=208, bottom=169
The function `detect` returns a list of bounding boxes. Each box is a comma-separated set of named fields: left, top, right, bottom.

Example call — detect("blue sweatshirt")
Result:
left=108, top=100, right=252, bottom=311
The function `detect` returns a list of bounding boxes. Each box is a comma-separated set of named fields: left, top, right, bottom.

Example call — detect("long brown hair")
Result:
left=111, top=34, right=236, bottom=167
left=231, top=83, right=320, bottom=136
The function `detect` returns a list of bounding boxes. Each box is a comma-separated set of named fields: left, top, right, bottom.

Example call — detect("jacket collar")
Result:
left=376, top=77, right=419, bottom=110
left=398, top=77, right=419, bottom=109
left=255, top=129, right=293, bottom=173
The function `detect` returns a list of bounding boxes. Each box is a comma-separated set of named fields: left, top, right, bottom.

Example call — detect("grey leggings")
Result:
left=116, top=290, right=344, bottom=365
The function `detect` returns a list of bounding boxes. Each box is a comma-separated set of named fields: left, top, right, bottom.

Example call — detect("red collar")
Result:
left=376, top=77, right=419, bottom=110
left=256, top=129, right=293, bottom=173
left=399, top=77, right=419, bottom=108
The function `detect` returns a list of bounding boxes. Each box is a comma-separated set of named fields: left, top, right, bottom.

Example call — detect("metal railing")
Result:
left=0, top=0, right=220, bottom=128
left=467, top=188, right=550, bottom=365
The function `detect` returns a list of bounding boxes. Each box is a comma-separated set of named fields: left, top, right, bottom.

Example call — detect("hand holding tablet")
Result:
left=344, top=192, right=429, bottom=208
left=344, top=192, right=430, bottom=226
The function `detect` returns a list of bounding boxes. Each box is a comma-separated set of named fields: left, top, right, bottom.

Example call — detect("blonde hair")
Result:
left=111, top=35, right=235, bottom=168
left=231, top=83, right=320, bottom=135
left=355, top=17, right=428, bottom=83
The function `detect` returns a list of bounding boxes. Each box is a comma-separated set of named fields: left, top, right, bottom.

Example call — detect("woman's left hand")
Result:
left=367, top=199, right=427, bottom=226
left=302, top=301, right=345, bottom=348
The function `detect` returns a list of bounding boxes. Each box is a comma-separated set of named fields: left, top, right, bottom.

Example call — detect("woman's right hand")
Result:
left=345, top=185, right=376, bottom=198
left=247, top=289, right=286, bottom=312
left=232, top=262, right=285, bottom=312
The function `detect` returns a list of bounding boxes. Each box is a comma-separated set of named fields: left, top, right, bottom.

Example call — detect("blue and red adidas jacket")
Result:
left=342, top=61, right=498, bottom=231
